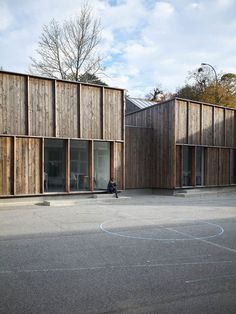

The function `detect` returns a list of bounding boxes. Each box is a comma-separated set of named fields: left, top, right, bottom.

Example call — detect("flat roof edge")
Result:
left=0, top=70, right=125, bottom=92
left=126, top=97, right=236, bottom=116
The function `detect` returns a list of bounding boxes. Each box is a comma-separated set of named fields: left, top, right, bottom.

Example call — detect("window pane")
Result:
left=233, top=150, right=236, bottom=184
left=44, top=139, right=66, bottom=192
left=196, top=147, right=204, bottom=185
left=94, top=142, right=110, bottom=190
left=183, top=146, right=192, bottom=186
left=70, top=141, right=89, bottom=191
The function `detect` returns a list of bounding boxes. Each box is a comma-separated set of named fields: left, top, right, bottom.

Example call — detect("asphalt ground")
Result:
left=0, top=193, right=236, bottom=314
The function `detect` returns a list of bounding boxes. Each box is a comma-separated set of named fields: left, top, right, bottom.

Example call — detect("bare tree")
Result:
left=30, top=2, right=103, bottom=82
left=145, top=85, right=171, bottom=102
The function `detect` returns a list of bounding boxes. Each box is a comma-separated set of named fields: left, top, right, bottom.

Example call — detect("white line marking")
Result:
left=186, top=274, right=236, bottom=284
left=167, top=227, right=236, bottom=254
left=198, top=238, right=236, bottom=254
left=1, top=260, right=236, bottom=275
left=100, top=220, right=224, bottom=241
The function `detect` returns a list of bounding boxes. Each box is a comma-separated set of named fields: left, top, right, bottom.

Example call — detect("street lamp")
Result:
left=198, top=62, right=219, bottom=105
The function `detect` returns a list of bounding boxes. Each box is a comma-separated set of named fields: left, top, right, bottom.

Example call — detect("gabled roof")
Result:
left=126, top=97, right=157, bottom=109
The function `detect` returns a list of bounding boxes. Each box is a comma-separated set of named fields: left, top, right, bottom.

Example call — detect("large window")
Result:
left=70, top=141, right=89, bottom=191
left=196, top=147, right=204, bottom=185
left=44, top=139, right=66, bottom=192
left=183, top=146, right=193, bottom=186
left=94, top=142, right=110, bottom=190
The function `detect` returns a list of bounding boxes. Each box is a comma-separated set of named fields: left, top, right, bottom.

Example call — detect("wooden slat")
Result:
left=212, top=107, right=215, bottom=145
left=26, top=76, right=30, bottom=135
left=80, top=85, right=102, bottom=139
left=200, top=103, right=203, bottom=144
left=101, top=87, right=105, bottom=139
left=54, top=80, right=57, bottom=137
left=13, top=136, right=16, bottom=195
left=0, top=136, right=13, bottom=195
left=186, top=101, right=189, bottom=144
left=78, top=84, right=81, bottom=138
left=188, top=102, right=201, bottom=145
left=56, top=82, right=78, bottom=138
left=15, top=137, right=41, bottom=194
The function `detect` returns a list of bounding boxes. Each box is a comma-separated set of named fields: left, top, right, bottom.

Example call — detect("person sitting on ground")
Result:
left=107, top=177, right=118, bottom=198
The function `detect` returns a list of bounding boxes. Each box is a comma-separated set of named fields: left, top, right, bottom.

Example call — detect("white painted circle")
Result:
left=100, top=219, right=224, bottom=241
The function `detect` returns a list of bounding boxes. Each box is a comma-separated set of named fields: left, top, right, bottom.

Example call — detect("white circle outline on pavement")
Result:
left=100, top=220, right=224, bottom=241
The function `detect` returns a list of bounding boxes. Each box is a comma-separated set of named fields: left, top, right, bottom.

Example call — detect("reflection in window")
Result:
left=196, top=147, right=204, bottom=185
left=44, top=140, right=66, bottom=192
left=70, top=141, right=89, bottom=191
left=183, top=146, right=192, bottom=186
left=233, top=149, right=236, bottom=184
left=94, top=142, right=110, bottom=190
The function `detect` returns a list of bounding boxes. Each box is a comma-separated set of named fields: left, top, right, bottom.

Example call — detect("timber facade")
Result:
left=125, top=98, right=236, bottom=189
left=0, top=71, right=125, bottom=197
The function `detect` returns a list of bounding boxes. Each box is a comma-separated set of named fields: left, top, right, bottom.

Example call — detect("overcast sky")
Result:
left=0, top=0, right=236, bottom=97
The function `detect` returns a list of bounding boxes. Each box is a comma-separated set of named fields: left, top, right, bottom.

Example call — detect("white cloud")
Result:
left=188, top=2, right=204, bottom=10
left=216, top=0, right=236, bottom=9
left=0, top=0, right=236, bottom=97
left=0, top=2, right=13, bottom=31
left=152, top=2, right=175, bottom=19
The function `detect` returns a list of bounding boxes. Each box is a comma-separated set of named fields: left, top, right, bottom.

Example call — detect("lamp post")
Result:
left=199, top=62, right=219, bottom=105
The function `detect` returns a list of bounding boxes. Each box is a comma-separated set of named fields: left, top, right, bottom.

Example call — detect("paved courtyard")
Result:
left=0, top=192, right=236, bottom=313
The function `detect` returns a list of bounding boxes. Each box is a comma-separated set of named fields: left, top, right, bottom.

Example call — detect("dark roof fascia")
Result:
left=0, top=70, right=125, bottom=92
left=126, top=97, right=236, bottom=117
left=175, top=97, right=236, bottom=112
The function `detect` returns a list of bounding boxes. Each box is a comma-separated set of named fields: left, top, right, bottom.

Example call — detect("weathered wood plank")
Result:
left=29, top=77, right=54, bottom=137
left=80, top=85, right=102, bottom=139
left=15, top=137, right=41, bottom=194
left=0, top=136, right=13, bottom=195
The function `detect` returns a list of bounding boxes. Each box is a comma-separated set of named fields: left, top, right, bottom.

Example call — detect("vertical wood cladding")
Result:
left=0, top=72, right=124, bottom=141
left=127, top=98, right=236, bottom=190
left=56, top=82, right=79, bottom=138
left=176, top=99, right=236, bottom=147
left=214, top=107, right=225, bottom=146
left=104, top=89, right=123, bottom=140
left=219, top=148, right=230, bottom=185
left=80, top=85, right=102, bottom=139
left=125, top=100, right=176, bottom=189
left=114, top=142, right=123, bottom=189
left=202, top=105, right=213, bottom=145
left=0, top=71, right=124, bottom=198
left=175, top=100, right=187, bottom=144
left=29, top=78, right=54, bottom=137
left=0, top=73, right=27, bottom=135
left=0, top=137, right=13, bottom=195
left=175, top=145, right=182, bottom=188
left=188, top=102, right=201, bottom=145
left=205, top=147, right=219, bottom=185
left=15, top=137, right=41, bottom=195
left=125, top=127, right=153, bottom=188
left=225, top=110, right=235, bottom=147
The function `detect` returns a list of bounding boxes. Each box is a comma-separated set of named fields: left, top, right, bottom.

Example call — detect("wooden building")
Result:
left=125, top=98, right=236, bottom=189
left=0, top=71, right=125, bottom=197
